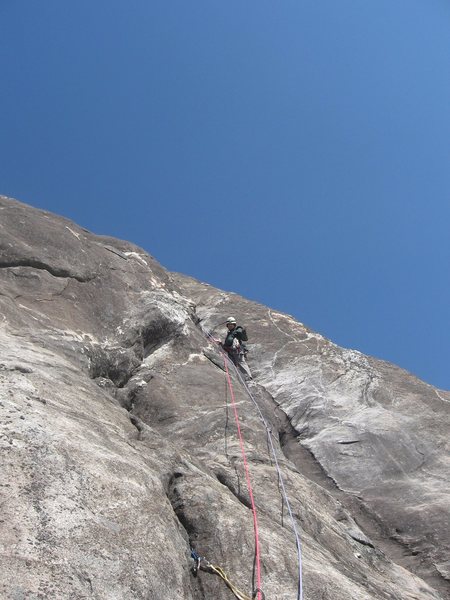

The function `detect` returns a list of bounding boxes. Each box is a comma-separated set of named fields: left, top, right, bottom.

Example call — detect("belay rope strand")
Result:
left=205, top=329, right=304, bottom=600
left=223, top=355, right=263, bottom=600
left=232, top=361, right=304, bottom=600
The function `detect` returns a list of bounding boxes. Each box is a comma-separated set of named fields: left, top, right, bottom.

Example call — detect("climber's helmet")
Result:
left=226, top=317, right=237, bottom=329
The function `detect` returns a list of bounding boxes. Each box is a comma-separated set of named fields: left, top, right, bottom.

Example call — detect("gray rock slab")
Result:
left=0, top=195, right=448, bottom=599
left=174, top=272, right=450, bottom=597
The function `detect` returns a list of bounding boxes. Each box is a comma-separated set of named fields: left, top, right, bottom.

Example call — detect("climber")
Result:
left=221, top=317, right=252, bottom=380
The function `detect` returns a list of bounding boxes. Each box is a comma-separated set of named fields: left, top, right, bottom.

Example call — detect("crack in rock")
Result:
left=0, top=260, right=96, bottom=282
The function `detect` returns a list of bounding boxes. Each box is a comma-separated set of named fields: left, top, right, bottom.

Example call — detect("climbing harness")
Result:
left=191, top=549, right=265, bottom=600
left=204, top=328, right=304, bottom=600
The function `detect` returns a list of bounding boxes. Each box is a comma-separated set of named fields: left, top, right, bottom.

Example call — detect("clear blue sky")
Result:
left=1, top=1, right=449, bottom=390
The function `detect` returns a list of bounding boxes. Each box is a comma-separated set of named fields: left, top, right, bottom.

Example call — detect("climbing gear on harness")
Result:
left=191, top=549, right=201, bottom=576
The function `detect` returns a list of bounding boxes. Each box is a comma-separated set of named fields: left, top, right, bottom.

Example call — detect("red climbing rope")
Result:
left=223, top=356, right=262, bottom=600
left=204, top=328, right=303, bottom=599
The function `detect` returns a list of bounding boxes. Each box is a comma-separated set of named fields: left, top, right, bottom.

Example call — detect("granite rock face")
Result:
left=0, top=195, right=449, bottom=600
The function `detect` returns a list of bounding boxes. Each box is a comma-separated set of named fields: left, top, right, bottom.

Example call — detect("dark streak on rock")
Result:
left=0, top=260, right=96, bottom=283
left=337, top=440, right=361, bottom=445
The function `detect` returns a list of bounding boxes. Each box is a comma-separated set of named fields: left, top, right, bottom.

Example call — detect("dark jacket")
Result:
left=223, top=326, right=247, bottom=352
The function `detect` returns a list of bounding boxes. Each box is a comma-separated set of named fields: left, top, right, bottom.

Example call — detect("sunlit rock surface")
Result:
left=1, top=195, right=449, bottom=600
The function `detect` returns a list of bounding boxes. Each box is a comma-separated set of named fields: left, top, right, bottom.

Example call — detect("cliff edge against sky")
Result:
left=0, top=196, right=449, bottom=600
